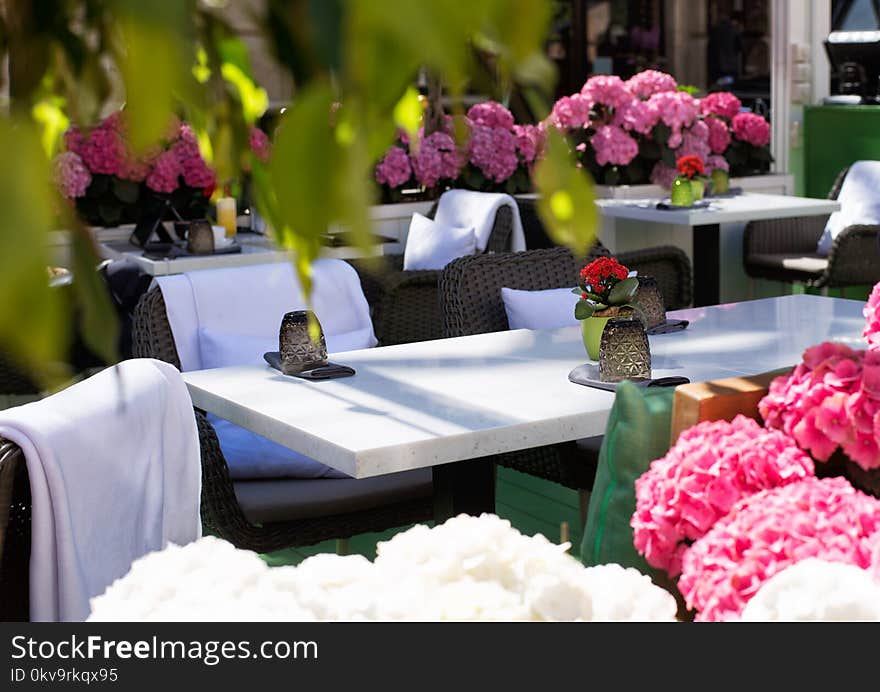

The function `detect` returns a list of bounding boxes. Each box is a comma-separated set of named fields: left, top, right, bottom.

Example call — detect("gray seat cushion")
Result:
left=233, top=468, right=433, bottom=524
left=746, top=253, right=828, bottom=281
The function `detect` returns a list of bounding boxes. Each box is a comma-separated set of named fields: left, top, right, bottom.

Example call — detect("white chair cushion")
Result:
left=501, top=286, right=580, bottom=330
left=817, top=160, right=880, bottom=256
left=403, top=213, right=476, bottom=271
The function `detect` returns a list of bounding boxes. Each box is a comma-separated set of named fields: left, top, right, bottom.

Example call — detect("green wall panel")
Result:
left=804, top=105, right=880, bottom=198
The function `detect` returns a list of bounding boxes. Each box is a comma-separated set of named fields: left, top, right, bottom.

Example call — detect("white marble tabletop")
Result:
left=182, top=295, right=867, bottom=479
left=597, top=192, right=840, bottom=227
left=99, top=233, right=399, bottom=276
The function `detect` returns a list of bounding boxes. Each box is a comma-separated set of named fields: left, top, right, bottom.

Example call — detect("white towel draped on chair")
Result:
left=434, top=190, right=527, bottom=253
left=0, top=359, right=201, bottom=621
left=817, top=160, right=880, bottom=256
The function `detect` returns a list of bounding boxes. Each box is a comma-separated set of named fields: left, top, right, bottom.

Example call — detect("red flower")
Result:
left=579, top=256, right=630, bottom=297
left=676, top=154, right=705, bottom=179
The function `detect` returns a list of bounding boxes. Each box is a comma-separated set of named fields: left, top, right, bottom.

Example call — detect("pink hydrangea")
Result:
left=706, top=116, right=731, bottom=154
left=700, top=91, right=742, bottom=120
left=513, top=124, right=541, bottom=164
left=650, top=161, right=677, bottom=189
left=375, top=146, right=412, bottom=188
left=863, top=281, right=880, bottom=349
left=582, top=74, right=632, bottom=109
left=548, top=93, right=593, bottom=130
left=468, top=124, right=518, bottom=183
left=173, top=138, right=215, bottom=190
left=613, top=98, right=660, bottom=135
left=467, top=101, right=515, bottom=130
left=591, top=125, right=638, bottom=167
left=412, top=130, right=464, bottom=188
left=759, top=343, right=880, bottom=471
left=705, top=155, right=729, bottom=174
left=53, top=151, right=92, bottom=199
left=145, top=150, right=183, bottom=193
left=675, top=120, right=711, bottom=162
left=631, top=415, right=815, bottom=577
left=78, top=126, right=125, bottom=176
left=649, top=90, right=699, bottom=131
left=64, top=127, right=85, bottom=157
left=678, top=477, right=880, bottom=621
left=249, top=127, right=271, bottom=163
left=626, top=70, right=678, bottom=99
left=732, top=112, right=771, bottom=147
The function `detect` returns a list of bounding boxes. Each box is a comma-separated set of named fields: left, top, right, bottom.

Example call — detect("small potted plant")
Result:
left=671, top=155, right=707, bottom=207
left=574, top=256, right=640, bottom=360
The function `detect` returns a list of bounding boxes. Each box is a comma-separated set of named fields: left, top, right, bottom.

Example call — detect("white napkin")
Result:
left=0, top=359, right=201, bottom=621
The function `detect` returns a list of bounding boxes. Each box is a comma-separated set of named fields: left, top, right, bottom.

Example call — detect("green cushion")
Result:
left=580, top=380, right=674, bottom=573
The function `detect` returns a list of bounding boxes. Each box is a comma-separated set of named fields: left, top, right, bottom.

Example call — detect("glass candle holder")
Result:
left=598, top=317, right=651, bottom=383
left=632, top=276, right=666, bottom=330
left=186, top=218, right=215, bottom=255
left=279, top=310, right=328, bottom=375
left=216, top=196, right=237, bottom=239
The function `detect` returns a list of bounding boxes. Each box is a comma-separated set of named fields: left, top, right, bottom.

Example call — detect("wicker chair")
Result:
left=743, top=167, right=880, bottom=289
left=131, top=287, right=434, bottom=554
left=516, top=196, right=693, bottom=310
left=349, top=203, right=515, bottom=346
left=440, top=247, right=610, bottom=517
left=0, top=438, right=30, bottom=621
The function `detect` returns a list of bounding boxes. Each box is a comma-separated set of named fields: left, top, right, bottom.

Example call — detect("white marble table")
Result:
left=597, top=193, right=841, bottom=307
left=183, top=295, right=865, bottom=515
left=99, top=231, right=400, bottom=276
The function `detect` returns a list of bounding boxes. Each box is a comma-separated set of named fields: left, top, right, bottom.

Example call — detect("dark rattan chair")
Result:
left=132, top=287, right=434, bottom=554
left=0, top=438, right=31, bottom=621
left=743, top=167, right=880, bottom=290
left=516, top=196, right=693, bottom=309
left=440, top=247, right=610, bottom=521
left=349, top=202, right=515, bottom=346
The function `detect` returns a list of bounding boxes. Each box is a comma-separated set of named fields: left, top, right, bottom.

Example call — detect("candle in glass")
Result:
left=216, top=196, right=237, bottom=238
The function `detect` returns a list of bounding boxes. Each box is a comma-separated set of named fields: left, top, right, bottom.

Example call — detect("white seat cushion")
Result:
left=817, top=160, right=880, bottom=256
left=501, top=286, right=580, bottom=330
left=403, top=213, right=476, bottom=271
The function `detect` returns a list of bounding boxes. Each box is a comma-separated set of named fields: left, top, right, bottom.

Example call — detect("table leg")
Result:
left=432, top=458, right=496, bottom=522
left=693, top=223, right=720, bottom=307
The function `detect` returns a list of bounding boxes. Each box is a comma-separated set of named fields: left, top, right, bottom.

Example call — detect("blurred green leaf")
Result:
left=69, top=225, right=118, bottom=367
left=392, top=86, right=422, bottom=145
left=0, top=119, right=67, bottom=383
left=31, top=96, right=69, bottom=158
left=533, top=128, right=598, bottom=256
left=221, top=62, right=269, bottom=125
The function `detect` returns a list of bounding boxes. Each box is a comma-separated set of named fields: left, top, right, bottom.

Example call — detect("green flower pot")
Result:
left=690, top=179, right=705, bottom=201
left=581, top=315, right=612, bottom=361
left=711, top=168, right=730, bottom=195
left=670, top=177, right=694, bottom=207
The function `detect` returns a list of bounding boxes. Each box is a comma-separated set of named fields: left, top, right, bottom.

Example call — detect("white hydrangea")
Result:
left=741, top=559, right=880, bottom=622
left=89, top=515, right=678, bottom=622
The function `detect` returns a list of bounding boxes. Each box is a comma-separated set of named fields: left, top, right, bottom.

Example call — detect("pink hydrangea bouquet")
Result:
left=374, top=101, right=542, bottom=202
left=545, top=70, right=770, bottom=187
left=677, top=476, right=880, bottom=621
left=55, top=112, right=218, bottom=226
left=759, top=342, right=880, bottom=472
left=631, top=415, right=815, bottom=577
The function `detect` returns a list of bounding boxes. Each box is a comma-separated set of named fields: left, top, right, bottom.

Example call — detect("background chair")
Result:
left=132, top=274, right=434, bottom=555
left=743, top=167, right=880, bottom=291
left=350, top=202, right=515, bottom=346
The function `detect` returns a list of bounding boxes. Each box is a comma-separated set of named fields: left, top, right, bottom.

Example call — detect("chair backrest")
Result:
left=0, top=439, right=30, bottom=621
left=136, top=259, right=376, bottom=372
left=440, top=247, right=580, bottom=338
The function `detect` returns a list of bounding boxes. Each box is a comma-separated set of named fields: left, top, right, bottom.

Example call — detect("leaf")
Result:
left=574, top=300, right=595, bottom=320
left=69, top=225, right=119, bottom=367
left=609, top=276, right=639, bottom=304
left=571, top=287, right=584, bottom=296
left=392, top=86, right=423, bottom=145
left=532, top=128, right=598, bottom=256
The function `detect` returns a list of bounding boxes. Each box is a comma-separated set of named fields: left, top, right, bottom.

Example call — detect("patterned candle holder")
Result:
left=632, top=276, right=666, bottom=330
left=598, top=317, right=651, bottom=383
left=186, top=218, right=215, bottom=255
left=279, top=310, right=328, bottom=375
